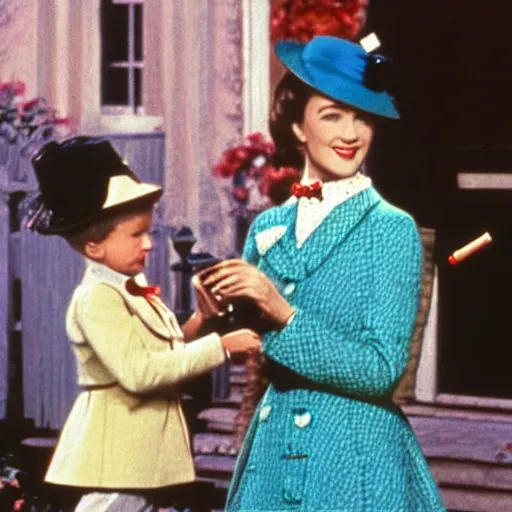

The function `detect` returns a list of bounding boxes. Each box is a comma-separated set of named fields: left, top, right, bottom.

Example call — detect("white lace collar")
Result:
left=315, top=172, right=371, bottom=204
left=294, top=172, right=372, bottom=248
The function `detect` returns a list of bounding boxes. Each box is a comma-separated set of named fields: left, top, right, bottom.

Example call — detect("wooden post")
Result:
left=0, top=191, right=9, bottom=420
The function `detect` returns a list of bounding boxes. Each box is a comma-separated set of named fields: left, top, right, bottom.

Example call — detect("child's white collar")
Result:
left=84, top=259, right=147, bottom=287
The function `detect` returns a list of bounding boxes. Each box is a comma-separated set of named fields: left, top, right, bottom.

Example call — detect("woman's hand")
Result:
left=194, top=280, right=220, bottom=321
left=201, top=259, right=295, bottom=328
left=221, top=328, right=261, bottom=354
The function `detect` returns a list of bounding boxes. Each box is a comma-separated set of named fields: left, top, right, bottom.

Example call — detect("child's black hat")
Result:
left=26, top=136, right=162, bottom=235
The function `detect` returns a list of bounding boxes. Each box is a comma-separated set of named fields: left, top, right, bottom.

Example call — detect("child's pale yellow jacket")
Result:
left=45, top=260, right=226, bottom=489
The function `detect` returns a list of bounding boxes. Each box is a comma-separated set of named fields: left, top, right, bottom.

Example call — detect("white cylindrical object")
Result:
left=448, top=232, right=492, bottom=265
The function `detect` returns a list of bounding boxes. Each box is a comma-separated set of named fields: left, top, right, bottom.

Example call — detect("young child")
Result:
left=26, top=136, right=260, bottom=511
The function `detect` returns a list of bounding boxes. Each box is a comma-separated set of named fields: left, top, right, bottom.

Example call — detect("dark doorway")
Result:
left=365, top=1, right=512, bottom=398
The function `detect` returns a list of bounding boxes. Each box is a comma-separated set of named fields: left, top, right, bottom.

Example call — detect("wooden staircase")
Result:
left=192, top=363, right=247, bottom=493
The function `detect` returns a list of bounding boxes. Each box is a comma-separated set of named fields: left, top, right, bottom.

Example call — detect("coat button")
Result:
left=283, top=283, right=296, bottom=296
left=283, top=486, right=302, bottom=504
left=294, top=411, right=311, bottom=428
left=259, top=405, right=272, bottom=422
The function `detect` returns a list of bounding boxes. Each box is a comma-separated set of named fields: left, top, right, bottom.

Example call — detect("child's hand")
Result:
left=221, top=328, right=261, bottom=354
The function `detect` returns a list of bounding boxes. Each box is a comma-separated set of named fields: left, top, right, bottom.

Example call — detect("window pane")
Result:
left=101, top=0, right=129, bottom=62
left=102, top=67, right=129, bottom=105
left=135, top=4, right=143, bottom=61
left=135, top=68, right=142, bottom=107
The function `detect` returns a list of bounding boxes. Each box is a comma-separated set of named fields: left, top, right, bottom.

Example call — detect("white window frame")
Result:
left=100, top=0, right=162, bottom=133
left=414, top=175, right=512, bottom=412
left=242, top=0, right=270, bottom=137
left=101, top=0, right=144, bottom=116
left=36, top=0, right=161, bottom=133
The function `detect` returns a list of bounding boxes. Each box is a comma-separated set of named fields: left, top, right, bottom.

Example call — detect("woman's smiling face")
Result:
left=292, top=94, right=375, bottom=182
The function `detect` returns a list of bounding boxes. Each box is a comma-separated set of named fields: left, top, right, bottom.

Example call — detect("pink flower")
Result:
left=13, top=498, right=25, bottom=511
left=10, top=81, right=26, bottom=96
left=20, top=98, right=40, bottom=111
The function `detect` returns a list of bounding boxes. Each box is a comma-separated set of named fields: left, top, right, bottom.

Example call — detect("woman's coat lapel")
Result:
left=259, top=187, right=382, bottom=280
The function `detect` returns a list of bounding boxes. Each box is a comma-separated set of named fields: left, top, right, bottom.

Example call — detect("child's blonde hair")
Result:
left=64, top=201, right=155, bottom=253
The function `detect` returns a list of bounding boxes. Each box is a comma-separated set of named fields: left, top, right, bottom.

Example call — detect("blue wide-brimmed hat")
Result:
left=275, top=36, right=399, bottom=119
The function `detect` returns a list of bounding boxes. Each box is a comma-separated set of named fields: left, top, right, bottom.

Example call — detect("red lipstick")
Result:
left=333, top=147, right=357, bottom=159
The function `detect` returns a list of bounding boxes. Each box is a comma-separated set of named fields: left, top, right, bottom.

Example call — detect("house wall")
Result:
left=0, top=0, right=38, bottom=97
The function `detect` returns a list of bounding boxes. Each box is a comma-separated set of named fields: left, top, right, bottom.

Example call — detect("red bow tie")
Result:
left=291, top=181, right=323, bottom=200
left=125, top=279, right=161, bottom=299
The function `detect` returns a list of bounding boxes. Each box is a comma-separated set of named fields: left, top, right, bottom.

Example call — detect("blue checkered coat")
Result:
left=226, top=187, right=445, bottom=511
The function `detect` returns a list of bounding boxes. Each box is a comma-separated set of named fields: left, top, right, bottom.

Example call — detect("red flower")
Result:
left=270, top=0, right=368, bottom=43
left=234, top=146, right=250, bottom=162
left=0, top=80, right=26, bottom=97
left=20, top=98, right=40, bottom=111
left=54, top=116, right=71, bottom=125
left=261, top=165, right=302, bottom=205
left=247, top=132, right=264, bottom=146
left=214, top=161, right=238, bottom=178
left=213, top=133, right=291, bottom=212
left=1, top=80, right=73, bottom=148
left=246, top=132, right=275, bottom=156
left=213, top=133, right=274, bottom=179
left=233, top=186, right=249, bottom=203
left=10, top=81, right=26, bottom=96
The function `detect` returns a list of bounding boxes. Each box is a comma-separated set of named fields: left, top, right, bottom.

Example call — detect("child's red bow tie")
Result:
left=125, top=278, right=161, bottom=299
left=291, top=180, right=323, bottom=200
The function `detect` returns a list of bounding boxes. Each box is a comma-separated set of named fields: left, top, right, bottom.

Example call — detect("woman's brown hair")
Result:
left=269, top=71, right=316, bottom=171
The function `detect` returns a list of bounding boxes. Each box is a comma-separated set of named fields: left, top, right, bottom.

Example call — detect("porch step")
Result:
left=194, top=454, right=236, bottom=479
left=20, top=437, right=58, bottom=449
left=190, top=362, right=250, bottom=494
left=229, top=373, right=247, bottom=387
left=230, top=364, right=246, bottom=375
left=193, top=432, right=236, bottom=456
left=211, top=387, right=243, bottom=408
left=197, top=408, right=237, bottom=433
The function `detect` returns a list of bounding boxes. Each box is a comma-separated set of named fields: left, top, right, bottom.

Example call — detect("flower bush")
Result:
left=0, top=80, right=71, bottom=155
left=270, top=0, right=369, bottom=43
left=213, top=132, right=301, bottom=215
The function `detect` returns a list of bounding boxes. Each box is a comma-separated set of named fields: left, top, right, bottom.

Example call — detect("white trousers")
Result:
left=75, top=491, right=157, bottom=511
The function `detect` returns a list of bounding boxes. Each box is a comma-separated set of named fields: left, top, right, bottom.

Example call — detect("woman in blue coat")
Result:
left=203, top=36, right=445, bottom=511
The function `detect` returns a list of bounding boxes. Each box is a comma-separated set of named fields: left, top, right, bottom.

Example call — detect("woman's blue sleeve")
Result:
left=263, top=214, right=423, bottom=398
